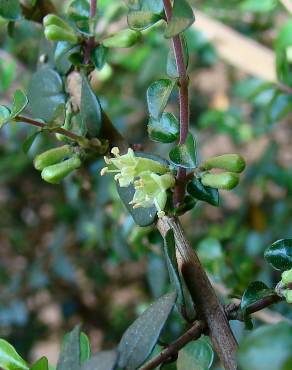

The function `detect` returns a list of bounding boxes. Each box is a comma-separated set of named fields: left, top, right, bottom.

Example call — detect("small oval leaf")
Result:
left=148, top=112, right=179, bottom=143
left=147, top=79, right=176, bottom=119
left=187, top=177, right=219, bottom=206
left=264, top=239, right=292, bottom=271
left=164, top=0, right=195, bottom=38
left=169, top=133, right=197, bottom=168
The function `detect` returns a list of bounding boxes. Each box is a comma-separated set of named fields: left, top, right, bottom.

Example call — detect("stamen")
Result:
left=158, top=210, right=165, bottom=218
left=104, top=156, right=112, bottom=164
left=111, top=147, right=120, bottom=156
left=100, top=167, right=108, bottom=176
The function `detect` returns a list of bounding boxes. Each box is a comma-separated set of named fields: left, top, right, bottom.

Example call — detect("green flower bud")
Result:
left=281, top=269, right=292, bottom=286
left=43, top=14, right=73, bottom=33
left=41, top=155, right=81, bottom=184
left=284, top=290, right=292, bottom=304
left=201, top=154, right=246, bottom=173
left=201, top=172, right=240, bottom=190
left=34, top=145, right=72, bottom=171
left=44, top=25, right=78, bottom=44
left=102, top=29, right=141, bottom=48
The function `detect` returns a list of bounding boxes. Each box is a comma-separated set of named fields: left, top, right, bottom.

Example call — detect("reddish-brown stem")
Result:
left=15, top=116, right=89, bottom=145
left=84, top=0, right=97, bottom=64
left=163, top=0, right=189, bottom=206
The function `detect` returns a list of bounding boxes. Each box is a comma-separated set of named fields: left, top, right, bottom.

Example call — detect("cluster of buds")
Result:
left=43, top=14, right=78, bottom=44
left=279, top=268, right=292, bottom=304
left=101, top=147, right=175, bottom=217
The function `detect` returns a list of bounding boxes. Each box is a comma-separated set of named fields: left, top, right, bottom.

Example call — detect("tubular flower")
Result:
left=131, top=171, right=175, bottom=218
left=100, top=147, right=169, bottom=187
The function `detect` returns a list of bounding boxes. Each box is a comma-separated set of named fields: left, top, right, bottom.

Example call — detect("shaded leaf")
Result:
left=0, top=0, right=21, bottom=20
left=30, top=357, right=49, bottom=370
left=0, top=105, right=11, bottom=128
left=240, top=0, right=277, bottom=12
left=187, top=177, right=219, bottom=206
left=22, top=131, right=40, bottom=153
left=166, top=34, right=189, bottom=78
left=237, top=323, right=292, bottom=370
left=147, top=79, right=176, bottom=119
left=91, top=46, right=107, bottom=70
left=264, top=239, right=292, bottom=271
left=57, top=326, right=80, bottom=370
left=81, top=350, right=117, bottom=370
left=80, top=74, right=102, bottom=137
left=10, top=90, right=28, bottom=118
left=55, top=42, right=80, bottom=75
left=117, top=291, right=177, bottom=370
left=127, top=11, right=162, bottom=30
left=169, top=133, right=197, bottom=168
left=165, top=0, right=195, bottom=38
left=68, top=0, right=90, bottom=21
left=177, top=337, right=214, bottom=370
left=0, top=338, right=28, bottom=370
left=148, top=112, right=179, bottom=143
left=27, top=68, right=66, bottom=122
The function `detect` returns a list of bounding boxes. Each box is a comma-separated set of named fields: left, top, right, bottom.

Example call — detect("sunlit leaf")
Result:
left=165, top=0, right=195, bottom=38
left=264, top=239, right=292, bottom=271
left=0, top=338, right=28, bottom=370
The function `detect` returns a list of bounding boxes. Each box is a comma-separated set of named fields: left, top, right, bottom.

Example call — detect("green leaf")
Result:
left=127, top=0, right=163, bottom=13
left=68, top=0, right=90, bottom=21
left=0, top=0, right=21, bottom=20
left=27, top=68, right=66, bottom=122
left=117, top=291, right=177, bottom=370
left=169, top=133, right=197, bottom=168
left=91, top=46, right=107, bottom=70
left=147, top=79, right=176, bottom=119
left=22, top=131, right=40, bottom=153
left=264, top=239, right=292, bottom=271
left=148, top=112, right=179, bottom=143
left=80, top=74, right=102, bottom=137
left=0, top=105, right=11, bottom=128
left=10, top=90, right=28, bottom=118
left=57, top=326, right=81, bottom=370
left=102, top=29, right=141, bottom=48
left=164, top=0, right=195, bottom=38
left=30, top=357, right=49, bottom=370
left=237, top=323, right=292, bottom=370
left=80, top=333, right=91, bottom=364
left=187, top=177, right=219, bottom=206
left=127, top=11, right=162, bottom=30
left=177, top=337, right=214, bottom=370
left=268, top=92, right=292, bottom=122
left=81, top=350, right=117, bottom=370
left=166, top=34, right=189, bottom=78
left=0, top=338, right=29, bottom=370
left=241, top=281, right=275, bottom=319
left=55, top=42, right=80, bottom=75
left=240, top=0, right=277, bottom=12
left=275, top=21, right=292, bottom=86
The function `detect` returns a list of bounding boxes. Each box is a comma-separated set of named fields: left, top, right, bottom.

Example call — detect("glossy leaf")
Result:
left=275, top=21, right=292, bottom=86
left=241, top=281, right=275, bottom=316
left=55, top=42, right=80, bottom=75
left=237, top=323, right=292, bottom=370
left=0, top=105, right=11, bottom=128
left=0, top=338, right=28, bottom=370
left=22, top=131, right=40, bottom=154
left=177, top=337, right=214, bottom=370
left=148, top=112, right=179, bottom=143
left=0, top=0, right=21, bottom=20
left=57, top=326, right=81, bottom=370
left=165, top=0, right=195, bottom=38
left=27, top=68, right=66, bottom=122
left=264, top=239, right=292, bottom=271
left=127, top=11, right=162, bottom=30
left=30, top=357, right=49, bottom=370
left=80, top=332, right=91, bottom=364
left=187, top=177, right=219, bottom=206
left=10, top=90, right=28, bottom=118
left=91, top=46, right=107, bottom=70
left=147, top=79, right=176, bottom=119
left=68, top=0, right=90, bottom=21
left=81, top=350, right=117, bottom=370
left=80, top=74, right=102, bottom=137
left=167, top=34, right=189, bottom=78
left=169, top=133, right=197, bottom=168
left=117, top=291, right=177, bottom=370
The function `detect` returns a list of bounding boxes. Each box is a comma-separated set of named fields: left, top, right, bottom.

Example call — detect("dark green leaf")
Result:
left=57, top=326, right=81, bottom=370
left=68, top=0, right=90, bottom=21
left=187, top=177, right=219, bottom=206
left=0, top=0, right=21, bottom=20
left=264, top=239, right=292, bottom=271
left=166, top=35, right=189, bottom=78
left=148, top=112, right=179, bottom=143
left=91, top=46, right=107, bottom=70
left=177, top=337, right=214, bottom=370
left=127, top=11, right=162, bottom=30
left=174, top=195, right=196, bottom=216
left=0, top=105, right=11, bottom=128
left=22, top=131, right=40, bottom=153
left=55, top=42, right=80, bottom=75
left=27, top=68, right=66, bottom=122
left=164, top=0, right=195, bottom=38
left=30, top=357, right=49, bottom=370
left=0, top=338, right=28, bottom=370
left=147, top=254, right=168, bottom=298
left=241, top=281, right=275, bottom=316
left=80, top=74, right=102, bottom=137
left=81, top=350, right=117, bottom=370
left=117, top=291, right=177, bottom=370
left=147, top=79, right=176, bottom=119
left=169, top=133, right=197, bottom=168
left=10, top=90, right=28, bottom=118
left=237, top=323, right=292, bottom=370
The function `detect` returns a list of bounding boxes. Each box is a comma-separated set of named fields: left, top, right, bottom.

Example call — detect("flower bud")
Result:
left=102, top=29, right=141, bottom=48
left=284, top=290, right=292, bottom=304
left=43, top=14, right=73, bottom=32
left=281, top=269, right=292, bottom=286
left=41, top=155, right=81, bottom=184
left=44, top=25, right=78, bottom=44
left=34, top=145, right=72, bottom=171
left=201, top=154, right=246, bottom=173
left=201, top=172, right=239, bottom=190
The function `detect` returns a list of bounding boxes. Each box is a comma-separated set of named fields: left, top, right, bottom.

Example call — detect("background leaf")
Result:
left=0, top=0, right=21, bottom=20
left=164, top=0, right=195, bottom=38
left=57, top=326, right=81, bottom=370
left=177, top=337, right=214, bottom=370
left=264, top=239, right=292, bottom=271
left=81, top=350, right=117, bottom=370
left=22, top=131, right=40, bottom=153
left=0, top=105, right=11, bottom=128
left=117, top=291, right=177, bottom=370
left=30, top=357, right=49, bottom=370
